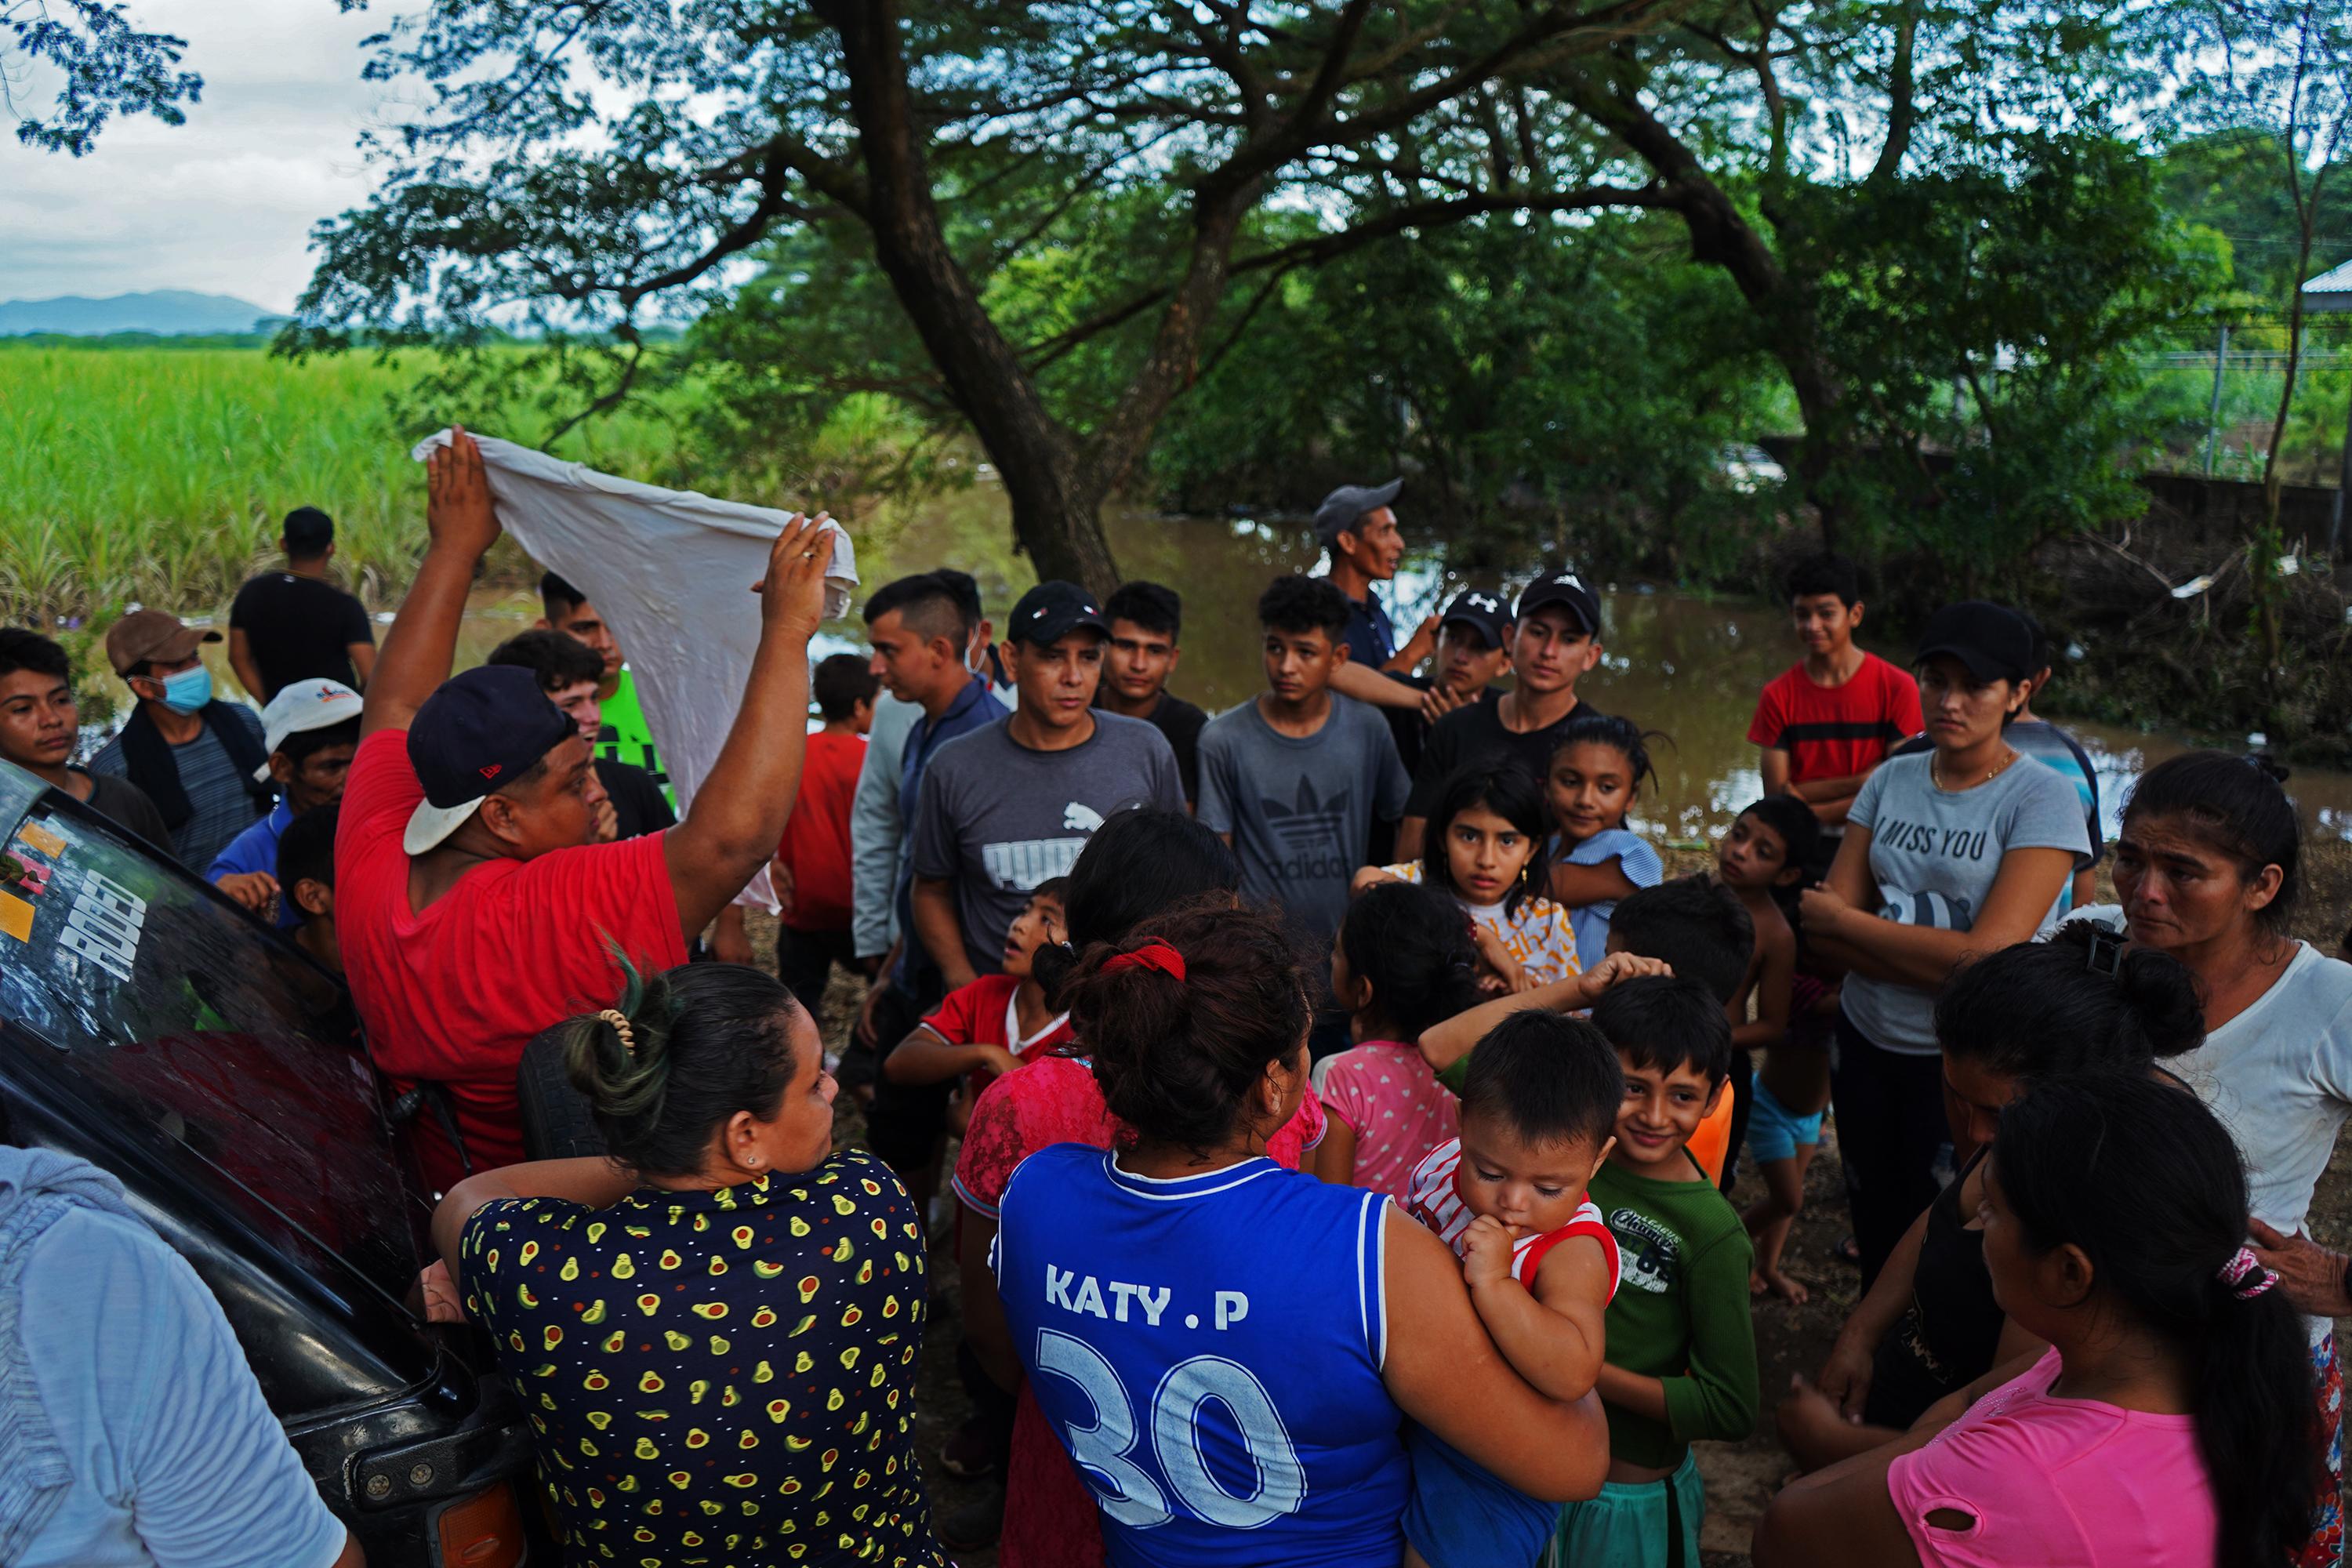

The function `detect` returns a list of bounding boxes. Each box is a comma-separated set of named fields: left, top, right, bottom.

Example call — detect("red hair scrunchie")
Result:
left=1102, top=937, right=1188, bottom=982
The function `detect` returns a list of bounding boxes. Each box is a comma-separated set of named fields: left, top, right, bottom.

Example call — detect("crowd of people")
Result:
left=7, top=426, right=2352, bottom=1568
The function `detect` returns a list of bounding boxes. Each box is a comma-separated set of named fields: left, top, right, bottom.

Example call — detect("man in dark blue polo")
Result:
left=1317, top=479, right=1446, bottom=717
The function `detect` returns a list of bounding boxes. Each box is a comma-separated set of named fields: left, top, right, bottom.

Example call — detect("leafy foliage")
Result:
left=2, top=0, right=200, bottom=154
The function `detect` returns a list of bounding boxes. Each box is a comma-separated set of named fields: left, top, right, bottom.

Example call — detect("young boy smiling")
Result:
left=1552, top=976, right=1759, bottom=1568
left=1747, top=553, right=1921, bottom=873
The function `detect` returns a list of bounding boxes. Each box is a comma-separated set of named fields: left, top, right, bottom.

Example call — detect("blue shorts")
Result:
left=1745, top=1069, right=1823, bottom=1165
left=1405, top=1421, right=1557, bottom=1568
left=1544, top=1450, right=1704, bottom=1568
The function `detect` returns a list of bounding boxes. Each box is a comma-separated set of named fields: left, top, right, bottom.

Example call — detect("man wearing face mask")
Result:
left=87, top=610, right=271, bottom=869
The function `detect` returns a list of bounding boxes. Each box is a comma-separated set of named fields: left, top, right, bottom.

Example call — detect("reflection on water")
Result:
left=165, top=494, right=2352, bottom=848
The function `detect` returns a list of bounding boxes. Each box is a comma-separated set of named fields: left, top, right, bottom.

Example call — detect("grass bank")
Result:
left=0, top=343, right=699, bottom=622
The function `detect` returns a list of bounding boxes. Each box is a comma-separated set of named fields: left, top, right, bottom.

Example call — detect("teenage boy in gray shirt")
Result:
left=910, top=581, right=1184, bottom=988
left=1197, top=575, right=1411, bottom=949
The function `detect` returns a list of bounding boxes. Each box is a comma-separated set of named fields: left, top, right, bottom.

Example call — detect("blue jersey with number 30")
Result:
left=994, top=1146, right=1406, bottom=1567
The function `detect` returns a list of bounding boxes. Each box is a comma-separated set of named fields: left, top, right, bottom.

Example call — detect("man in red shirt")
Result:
left=1746, top=552, right=1922, bottom=873
left=337, top=427, right=835, bottom=1191
left=771, top=652, right=878, bottom=1028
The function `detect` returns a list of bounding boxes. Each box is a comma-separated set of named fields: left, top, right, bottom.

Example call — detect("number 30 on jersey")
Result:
left=1035, top=1329, right=1308, bottom=1528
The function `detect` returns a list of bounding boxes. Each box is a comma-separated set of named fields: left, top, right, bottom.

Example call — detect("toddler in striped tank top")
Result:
left=1400, top=1011, right=1627, bottom=1568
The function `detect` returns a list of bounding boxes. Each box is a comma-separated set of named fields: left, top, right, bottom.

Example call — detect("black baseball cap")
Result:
left=1915, top=601, right=2037, bottom=684
left=282, top=506, right=335, bottom=550
left=402, top=665, right=578, bottom=853
left=1007, top=580, right=1110, bottom=647
left=1438, top=590, right=1512, bottom=649
left=1515, top=569, right=1602, bottom=635
left=1313, top=479, right=1403, bottom=542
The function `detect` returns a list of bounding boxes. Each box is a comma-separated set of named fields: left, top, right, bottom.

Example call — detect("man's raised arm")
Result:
left=664, top=514, right=834, bottom=942
left=364, top=428, right=500, bottom=739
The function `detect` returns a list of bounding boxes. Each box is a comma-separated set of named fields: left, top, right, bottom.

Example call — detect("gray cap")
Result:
left=1313, top=478, right=1402, bottom=542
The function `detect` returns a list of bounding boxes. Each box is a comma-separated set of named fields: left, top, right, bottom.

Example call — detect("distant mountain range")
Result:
left=0, top=290, right=286, bottom=336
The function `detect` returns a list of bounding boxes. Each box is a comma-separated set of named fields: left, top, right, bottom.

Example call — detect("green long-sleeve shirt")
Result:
left=1588, top=1154, right=1761, bottom=1468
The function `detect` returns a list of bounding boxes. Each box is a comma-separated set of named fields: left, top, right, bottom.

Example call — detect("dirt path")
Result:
left=750, top=832, right=2352, bottom=1567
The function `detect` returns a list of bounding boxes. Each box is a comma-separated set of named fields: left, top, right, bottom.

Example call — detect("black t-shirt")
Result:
left=1404, top=692, right=1600, bottom=817
left=1867, top=1145, right=2003, bottom=1428
left=1381, top=673, right=1510, bottom=784
left=595, top=757, right=676, bottom=842
left=1094, top=689, right=1208, bottom=804
left=74, top=768, right=172, bottom=848
left=228, top=572, right=374, bottom=700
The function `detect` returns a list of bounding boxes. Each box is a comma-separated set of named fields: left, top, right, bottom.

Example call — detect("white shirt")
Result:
left=2071, top=918, right=2352, bottom=1348
left=2167, top=941, right=2352, bottom=1241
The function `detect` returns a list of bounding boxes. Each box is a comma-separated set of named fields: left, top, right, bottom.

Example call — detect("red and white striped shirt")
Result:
left=1405, top=1138, right=1620, bottom=1295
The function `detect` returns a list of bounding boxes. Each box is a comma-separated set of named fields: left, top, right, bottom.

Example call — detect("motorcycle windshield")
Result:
left=0, top=762, right=426, bottom=1323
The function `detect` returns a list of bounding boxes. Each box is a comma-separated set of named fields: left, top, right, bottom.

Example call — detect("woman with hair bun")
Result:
left=993, top=901, right=1610, bottom=1566
left=424, top=961, right=949, bottom=1567
left=1780, top=924, right=2205, bottom=1472
left=1759, top=1073, right=2321, bottom=1568
left=2085, top=749, right=2352, bottom=1563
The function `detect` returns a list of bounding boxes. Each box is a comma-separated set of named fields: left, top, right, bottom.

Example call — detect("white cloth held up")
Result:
left=408, top=428, right=859, bottom=913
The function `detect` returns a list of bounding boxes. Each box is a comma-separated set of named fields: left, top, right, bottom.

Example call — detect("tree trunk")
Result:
left=1000, top=456, right=1124, bottom=593
left=1559, top=69, right=1853, bottom=547
left=822, top=0, right=1124, bottom=595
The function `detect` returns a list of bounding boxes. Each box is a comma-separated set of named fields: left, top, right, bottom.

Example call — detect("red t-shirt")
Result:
left=774, top=728, right=863, bottom=932
left=336, top=729, right=689, bottom=1191
left=1746, top=651, right=1924, bottom=787
left=920, top=974, right=1073, bottom=1068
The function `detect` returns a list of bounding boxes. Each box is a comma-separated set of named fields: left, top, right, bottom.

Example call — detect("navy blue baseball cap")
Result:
left=1515, top=568, right=1602, bottom=634
left=403, top=665, right=577, bottom=853
left=1009, top=580, right=1110, bottom=647
left=1439, top=590, right=1512, bottom=648
left=1915, top=601, right=2037, bottom=684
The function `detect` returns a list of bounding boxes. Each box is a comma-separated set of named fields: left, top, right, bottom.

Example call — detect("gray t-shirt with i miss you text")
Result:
left=1841, top=751, right=2089, bottom=1054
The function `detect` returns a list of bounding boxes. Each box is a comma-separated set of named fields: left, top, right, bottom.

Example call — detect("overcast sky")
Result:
left=0, top=0, right=405, bottom=309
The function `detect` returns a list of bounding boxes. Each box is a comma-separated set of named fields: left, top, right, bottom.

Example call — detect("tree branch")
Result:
left=616, top=154, right=808, bottom=308
left=1867, top=0, right=1919, bottom=183
left=1023, top=182, right=1667, bottom=371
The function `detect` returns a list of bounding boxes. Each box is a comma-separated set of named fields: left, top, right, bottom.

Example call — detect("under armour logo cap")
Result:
left=1008, top=580, right=1111, bottom=647
left=402, top=664, right=576, bottom=854
left=1437, top=590, right=1512, bottom=649
left=1515, top=568, right=1601, bottom=633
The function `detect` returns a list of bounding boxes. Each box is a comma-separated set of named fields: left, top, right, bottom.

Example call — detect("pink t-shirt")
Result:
left=1887, top=1347, right=2216, bottom=1568
left=1317, top=1040, right=1458, bottom=1203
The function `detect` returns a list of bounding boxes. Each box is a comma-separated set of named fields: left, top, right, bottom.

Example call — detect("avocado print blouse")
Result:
left=460, top=1149, right=948, bottom=1566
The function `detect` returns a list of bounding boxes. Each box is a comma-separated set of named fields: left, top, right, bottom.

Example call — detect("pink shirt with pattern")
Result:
left=1317, top=1040, right=1460, bottom=1203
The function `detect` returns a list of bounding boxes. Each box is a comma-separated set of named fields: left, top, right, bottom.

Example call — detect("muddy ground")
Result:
left=746, top=833, right=2352, bottom=1567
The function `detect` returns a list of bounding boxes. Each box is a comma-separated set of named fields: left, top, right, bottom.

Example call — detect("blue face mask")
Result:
left=156, top=665, right=212, bottom=714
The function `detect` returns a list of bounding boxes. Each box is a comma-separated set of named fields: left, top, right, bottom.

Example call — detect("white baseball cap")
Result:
left=252, top=679, right=365, bottom=780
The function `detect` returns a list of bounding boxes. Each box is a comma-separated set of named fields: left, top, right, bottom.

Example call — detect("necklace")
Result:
left=1932, top=746, right=2018, bottom=792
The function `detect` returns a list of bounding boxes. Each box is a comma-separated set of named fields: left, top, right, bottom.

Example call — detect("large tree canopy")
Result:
left=292, top=0, right=1702, bottom=590
left=290, top=0, right=2215, bottom=586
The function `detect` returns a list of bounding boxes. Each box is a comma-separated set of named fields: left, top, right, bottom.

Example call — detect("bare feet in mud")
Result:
left=1751, top=1266, right=1811, bottom=1305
